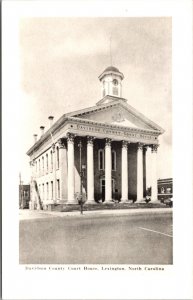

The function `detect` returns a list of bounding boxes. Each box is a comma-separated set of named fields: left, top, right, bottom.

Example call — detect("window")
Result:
left=50, top=150, right=53, bottom=171
left=113, top=87, right=118, bottom=95
left=57, top=179, right=60, bottom=198
left=112, top=150, right=116, bottom=171
left=161, top=187, right=165, bottom=194
left=51, top=181, right=53, bottom=199
left=46, top=182, right=49, bottom=200
left=42, top=184, right=44, bottom=200
left=36, top=161, right=37, bottom=173
left=42, top=157, right=44, bottom=174
left=46, top=154, right=48, bottom=172
left=24, top=190, right=28, bottom=197
left=39, top=159, right=41, bottom=174
left=56, top=147, right=59, bottom=169
left=98, top=149, right=104, bottom=170
left=39, top=184, right=41, bottom=197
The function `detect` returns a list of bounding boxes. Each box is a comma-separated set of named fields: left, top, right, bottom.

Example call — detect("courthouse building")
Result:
left=27, top=66, right=164, bottom=209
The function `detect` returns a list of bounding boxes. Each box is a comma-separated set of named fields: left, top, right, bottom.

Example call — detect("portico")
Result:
left=27, top=66, right=164, bottom=209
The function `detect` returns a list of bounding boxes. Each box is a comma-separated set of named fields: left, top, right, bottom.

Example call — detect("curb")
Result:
left=34, top=207, right=173, bottom=219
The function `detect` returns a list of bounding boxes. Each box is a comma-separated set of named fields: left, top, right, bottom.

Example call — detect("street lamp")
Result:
left=78, top=140, right=86, bottom=197
left=78, top=139, right=86, bottom=213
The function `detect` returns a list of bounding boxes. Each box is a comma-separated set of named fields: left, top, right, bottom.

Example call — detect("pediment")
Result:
left=70, top=101, right=164, bottom=133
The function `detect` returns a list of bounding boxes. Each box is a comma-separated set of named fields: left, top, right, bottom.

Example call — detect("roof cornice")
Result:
left=27, top=98, right=164, bottom=156
left=68, top=116, right=161, bottom=135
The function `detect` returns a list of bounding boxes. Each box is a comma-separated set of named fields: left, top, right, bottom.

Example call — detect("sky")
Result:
left=19, top=17, right=172, bottom=182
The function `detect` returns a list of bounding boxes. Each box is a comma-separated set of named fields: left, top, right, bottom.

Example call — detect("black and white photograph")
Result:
left=19, top=17, right=173, bottom=265
left=2, top=1, right=193, bottom=299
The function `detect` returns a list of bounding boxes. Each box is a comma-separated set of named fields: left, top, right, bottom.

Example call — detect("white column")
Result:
left=136, top=143, right=144, bottom=202
left=121, top=141, right=128, bottom=202
left=87, top=136, right=95, bottom=204
left=52, top=144, right=57, bottom=203
left=151, top=144, right=158, bottom=202
left=143, top=146, right=147, bottom=196
left=105, top=138, right=112, bottom=202
left=67, top=133, right=76, bottom=203
left=58, top=138, right=67, bottom=202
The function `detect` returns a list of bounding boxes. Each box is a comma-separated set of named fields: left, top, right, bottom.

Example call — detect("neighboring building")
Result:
left=19, top=184, right=30, bottom=209
left=27, top=66, right=164, bottom=210
left=158, top=178, right=173, bottom=201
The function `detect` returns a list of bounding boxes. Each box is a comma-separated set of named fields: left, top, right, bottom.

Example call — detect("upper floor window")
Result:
left=39, top=159, right=41, bottom=173
left=23, top=190, right=29, bottom=197
left=98, top=149, right=104, bottom=170
left=112, top=150, right=116, bottom=171
left=50, top=150, right=53, bottom=171
left=46, top=154, right=48, bottom=172
left=56, top=146, right=59, bottom=169
left=42, top=157, right=44, bottom=173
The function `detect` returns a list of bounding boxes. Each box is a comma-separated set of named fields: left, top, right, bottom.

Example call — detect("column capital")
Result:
left=122, top=140, right=129, bottom=148
left=143, top=145, right=148, bottom=152
left=151, top=144, right=159, bottom=153
left=57, top=138, right=66, bottom=149
left=29, top=160, right=35, bottom=167
left=67, top=133, right=75, bottom=143
left=137, top=143, right=144, bottom=150
left=87, top=136, right=94, bottom=145
left=105, top=138, right=112, bottom=147
left=52, top=143, right=56, bottom=153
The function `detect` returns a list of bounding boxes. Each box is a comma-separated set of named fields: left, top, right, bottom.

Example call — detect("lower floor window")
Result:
left=51, top=181, right=53, bottom=199
left=46, top=183, right=49, bottom=200
left=57, top=179, right=60, bottom=198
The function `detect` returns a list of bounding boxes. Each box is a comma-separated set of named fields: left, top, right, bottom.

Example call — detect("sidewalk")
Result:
left=19, top=207, right=172, bottom=221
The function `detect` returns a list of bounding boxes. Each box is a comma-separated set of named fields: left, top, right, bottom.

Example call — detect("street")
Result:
left=19, top=210, right=172, bottom=264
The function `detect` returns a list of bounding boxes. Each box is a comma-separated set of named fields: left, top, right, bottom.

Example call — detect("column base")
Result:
left=86, top=200, right=96, bottom=204
left=135, top=198, right=145, bottom=203
left=151, top=199, right=160, bottom=203
left=120, top=198, right=129, bottom=203
left=103, top=200, right=113, bottom=204
left=67, top=201, right=78, bottom=205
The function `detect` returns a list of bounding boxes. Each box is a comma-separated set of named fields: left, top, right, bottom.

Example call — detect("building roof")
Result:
left=98, top=66, right=124, bottom=81
left=103, top=66, right=120, bottom=73
left=26, top=97, right=165, bottom=156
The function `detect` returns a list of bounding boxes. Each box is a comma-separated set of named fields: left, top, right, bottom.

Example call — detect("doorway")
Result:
left=100, top=178, right=115, bottom=201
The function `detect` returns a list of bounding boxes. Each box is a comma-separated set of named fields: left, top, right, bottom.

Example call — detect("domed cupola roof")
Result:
left=98, top=65, right=124, bottom=81
left=103, top=66, right=120, bottom=73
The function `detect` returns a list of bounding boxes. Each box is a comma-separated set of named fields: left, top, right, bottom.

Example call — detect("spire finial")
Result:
left=110, top=35, right=113, bottom=66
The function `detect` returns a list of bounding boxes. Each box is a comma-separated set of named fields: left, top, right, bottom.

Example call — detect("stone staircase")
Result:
left=47, top=201, right=167, bottom=212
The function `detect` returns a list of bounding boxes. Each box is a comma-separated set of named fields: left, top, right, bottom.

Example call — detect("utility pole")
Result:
left=19, top=172, right=23, bottom=209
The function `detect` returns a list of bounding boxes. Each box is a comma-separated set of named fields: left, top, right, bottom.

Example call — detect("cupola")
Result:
left=98, top=66, right=124, bottom=98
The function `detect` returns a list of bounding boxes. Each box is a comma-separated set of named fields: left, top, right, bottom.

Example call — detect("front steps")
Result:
left=45, top=201, right=168, bottom=212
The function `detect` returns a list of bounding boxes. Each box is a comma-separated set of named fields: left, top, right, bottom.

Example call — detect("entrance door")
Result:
left=101, top=179, right=105, bottom=201
left=100, top=179, right=115, bottom=201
